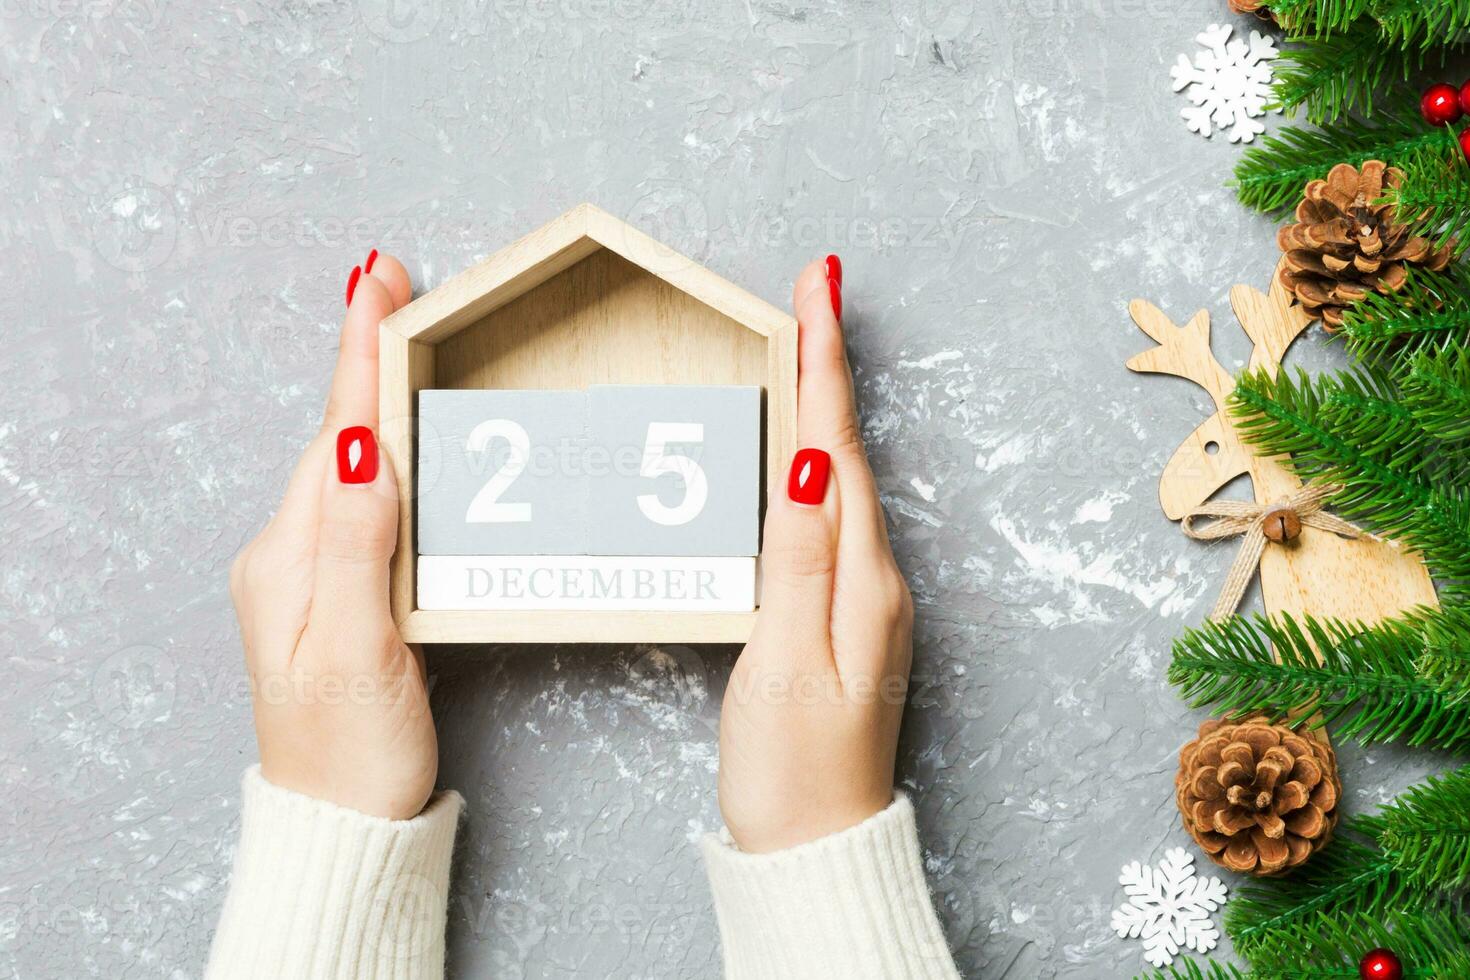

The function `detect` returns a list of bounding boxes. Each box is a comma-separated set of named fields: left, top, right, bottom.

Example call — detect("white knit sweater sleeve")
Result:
left=701, top=793, right=960, bottom=980
left=206, top=767, right=462, bottom=980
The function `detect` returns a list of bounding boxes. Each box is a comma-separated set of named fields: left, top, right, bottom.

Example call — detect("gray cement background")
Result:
left=2, top=1, right=1455, bottom=977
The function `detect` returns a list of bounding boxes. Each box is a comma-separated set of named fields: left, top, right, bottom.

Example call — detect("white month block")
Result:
left=586, top=385, right=760, bottom=557
left=417, top=555, right=757, bottom=611
left=417, top=389, right=588, bottom=555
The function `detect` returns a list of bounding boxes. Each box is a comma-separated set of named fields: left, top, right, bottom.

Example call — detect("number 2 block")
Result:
left=416, top=389, right=587, bottom=555
left=586, top=385, right=760, bottom=557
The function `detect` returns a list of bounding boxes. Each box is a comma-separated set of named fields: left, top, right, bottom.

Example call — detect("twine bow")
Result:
left=1181, top=483, right=1365, bottom=621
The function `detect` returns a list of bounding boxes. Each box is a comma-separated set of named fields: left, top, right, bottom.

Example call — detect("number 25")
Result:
left=463, top=420, right=710, bottom=527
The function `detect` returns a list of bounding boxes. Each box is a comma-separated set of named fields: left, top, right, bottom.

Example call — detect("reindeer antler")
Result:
left=1128, top=261, right=1318, bottom=520
left=1126, top=301, right=1235, bottom=412
left=1233, top=260, right=1315, bottom=375
left=1127, top=300, right=1253, bottom=521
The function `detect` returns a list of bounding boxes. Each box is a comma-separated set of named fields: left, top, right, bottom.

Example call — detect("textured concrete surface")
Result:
left=1, top=2, right=1448, bottom=977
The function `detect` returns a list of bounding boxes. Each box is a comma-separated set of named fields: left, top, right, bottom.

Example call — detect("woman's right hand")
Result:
left=717, top=256, right=916, bottom=854
left=228, top=251, right=439, bottom=821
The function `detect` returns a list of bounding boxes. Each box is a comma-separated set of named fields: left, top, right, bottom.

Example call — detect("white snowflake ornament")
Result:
left=1171, top=23, right=1279, bottom=143
left=1111, top=847, right=1229, bottom=968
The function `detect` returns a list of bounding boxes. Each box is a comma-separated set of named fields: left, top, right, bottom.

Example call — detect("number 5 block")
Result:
left=416, top=389, right=587, bottom=555
left=586, top=385, right=760, bottom=557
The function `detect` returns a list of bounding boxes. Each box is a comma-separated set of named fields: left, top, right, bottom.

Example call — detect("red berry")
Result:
left=1461, top=126, right=1470, bottom=163
left=1461, top=79, right=1470, bottom=116
left=1359, top=948, right=1402, bottom=980
left=1421, top=83, right=1462, bottom=126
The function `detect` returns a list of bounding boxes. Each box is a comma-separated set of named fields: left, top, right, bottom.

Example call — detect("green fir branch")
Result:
left=1168, top=612, right=1470, bottom=747
left=1268, top=0, right=1375, bottom=37
left=1226, top=763, right=1470, bottom=969
left=1257, top=358, right=1470, bottom=483
left=1403, top=347, right=1470, bottom=443
left=1339, top=266, right=1470, bottom=357
left=1413, top=603, right=1470, bottom=679
left=1249, top=366, right=1432, bottom=474
left=1225, top=766, right=1470, bottom=960
left=1231, top=365, right=1437, bottom=494
left=1226, top=817, right=1416, bottom=951
left=1272, top=0, right=1470, bottom=46
left=1379, top=764, right=1470, bottom=888
left=1232, top=100, right=1442, bottom=212
left=1135, top=961, right=1251, bottom=980
left=1369, top=0, right=1470, bottom=47
left=1388, top=148, right=1470, bottom=257
left=1231, top=368, right=1470, bottom=592
left=1244, top=907, right=1470, bottom=977
left=1270, top=22, right=1445, bottom=124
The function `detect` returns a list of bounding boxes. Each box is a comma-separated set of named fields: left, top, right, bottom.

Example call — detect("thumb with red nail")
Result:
left=703, top=257, right=957, bottom=976
left=227, top=250, right=436, bottom=822
left=210, top=252, right=455, bottom=978
left=716, top=254, right=913, bottom=853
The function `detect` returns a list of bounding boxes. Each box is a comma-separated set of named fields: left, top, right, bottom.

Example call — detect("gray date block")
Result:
left=586, top=385, right=760, bottom=557
left=417, top=389, right=587, bottom=555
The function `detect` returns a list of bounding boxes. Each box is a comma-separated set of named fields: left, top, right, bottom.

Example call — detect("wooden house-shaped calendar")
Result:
left=379, top=204, right=797, bottom=644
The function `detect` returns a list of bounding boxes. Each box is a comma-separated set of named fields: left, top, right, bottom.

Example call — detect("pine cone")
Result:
left=1278, top=161, right=1453, bottom=332
left=1228, top=0, right=1274, bottom=21
left=1176, top=716, right=1340, bottom=876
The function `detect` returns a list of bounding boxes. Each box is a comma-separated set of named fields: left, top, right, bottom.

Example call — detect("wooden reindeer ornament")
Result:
left=1128, top=261, right=1437, bottom=629
left=1131, top=261, right=1439, bottom=877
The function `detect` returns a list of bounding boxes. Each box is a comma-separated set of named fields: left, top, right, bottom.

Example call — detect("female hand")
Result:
left=718, top=256, right=915, bottom=853
left=228, top=252, right=438, bottom=821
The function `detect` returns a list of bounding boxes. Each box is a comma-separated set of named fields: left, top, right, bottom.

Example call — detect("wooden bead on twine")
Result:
left=1181, top=483, right=1366, bottom=621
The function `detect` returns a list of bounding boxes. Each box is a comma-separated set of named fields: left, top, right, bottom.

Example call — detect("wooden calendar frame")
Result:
left=379, top=203, right=798, bottom=644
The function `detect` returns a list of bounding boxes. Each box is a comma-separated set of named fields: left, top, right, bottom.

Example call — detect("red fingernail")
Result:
left=337, top=426, right=378, bottom=484
left=364, top=248, right=379, bottom=274
left=828, top=276, right=842, bottom=321
left=825, top=254, right=842, bottom=287
left=346, top=266, right=362, bottom=308
left=788, top=448, right=831, bottom=505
